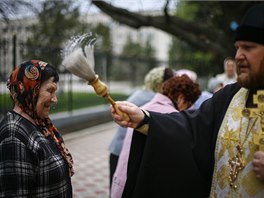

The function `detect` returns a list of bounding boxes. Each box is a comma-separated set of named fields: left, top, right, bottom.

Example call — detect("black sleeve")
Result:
left=124, top=83, right=241, bottom=198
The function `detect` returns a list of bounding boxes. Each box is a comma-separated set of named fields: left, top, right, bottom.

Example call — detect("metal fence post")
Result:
left=13, top=34, right=16, bottom=69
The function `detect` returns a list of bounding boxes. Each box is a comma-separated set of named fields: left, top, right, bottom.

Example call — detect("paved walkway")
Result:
left=64, top=122, right=117, bottom=198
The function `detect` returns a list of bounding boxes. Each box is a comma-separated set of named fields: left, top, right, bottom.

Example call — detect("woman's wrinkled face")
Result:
left=36, top=77, right=58, bottom=119
left=235, top=41, right=264, bottom=89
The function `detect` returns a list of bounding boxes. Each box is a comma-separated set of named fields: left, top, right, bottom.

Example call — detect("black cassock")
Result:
left=122, top=83, right=241, bottom=198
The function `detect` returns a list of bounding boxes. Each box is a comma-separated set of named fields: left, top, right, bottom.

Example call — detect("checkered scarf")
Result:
left=7, top=60, right=74, bottom=176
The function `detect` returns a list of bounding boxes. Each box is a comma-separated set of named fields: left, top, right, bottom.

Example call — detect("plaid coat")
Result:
left=0, top=111, right=72, bottom=197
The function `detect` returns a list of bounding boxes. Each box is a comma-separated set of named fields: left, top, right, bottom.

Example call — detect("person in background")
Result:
left=108, top=66, right=174, bottom=188
left=0, top=60, right=73, bottom=197
left=111, top=74, right=201, bottom=198
left=207, top=77, right=224, bottom=94
left=194, top=77, right=224, bottom=109
left=175, top=68, right=214, bottom=110
left=175, top=68, right=197, bottom=82
left=110, top=3, right=264, bottom=197
left=215, top=56, right=237, bottom=86
left=173, top=69, right=203, bottom=110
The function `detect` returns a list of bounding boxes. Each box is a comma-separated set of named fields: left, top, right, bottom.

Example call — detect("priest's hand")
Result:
left=252, top=151, right=264, bottom=181
left=111, top=101, right=144, bottom=129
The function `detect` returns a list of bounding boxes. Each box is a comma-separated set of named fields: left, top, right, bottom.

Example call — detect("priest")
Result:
left=111, top=3, right=264, bottom=198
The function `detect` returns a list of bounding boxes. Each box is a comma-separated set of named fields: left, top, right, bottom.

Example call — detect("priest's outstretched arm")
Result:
left=111, top=101, right=150, bottom=135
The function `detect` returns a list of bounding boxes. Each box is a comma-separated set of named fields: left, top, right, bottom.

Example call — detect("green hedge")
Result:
left=0, top=92, right=128, bottom=114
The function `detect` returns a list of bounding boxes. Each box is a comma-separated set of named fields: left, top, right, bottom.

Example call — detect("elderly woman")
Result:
left=0, top=60, right=73, bottom=197
left=111, top=74, right=201, bottom=198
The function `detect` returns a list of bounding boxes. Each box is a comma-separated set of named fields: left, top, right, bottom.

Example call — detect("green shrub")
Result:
left=0, top=92, right=128, bottom=114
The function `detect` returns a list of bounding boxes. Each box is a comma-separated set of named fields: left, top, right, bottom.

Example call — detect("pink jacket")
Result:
left=111, top=93, right=178, bottom=198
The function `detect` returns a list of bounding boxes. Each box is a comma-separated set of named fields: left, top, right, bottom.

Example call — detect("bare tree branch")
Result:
left=163, top=0, right=170, bottom=22
left=0, top=0, right=37, bottom=22
left=91, top=0, right=230, bottom=57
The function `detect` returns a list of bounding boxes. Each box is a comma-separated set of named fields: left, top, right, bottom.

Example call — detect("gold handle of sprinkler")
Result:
left=89, top=75, right=130, bottom=122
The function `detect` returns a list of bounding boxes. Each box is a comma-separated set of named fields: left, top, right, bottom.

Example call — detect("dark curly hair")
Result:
left=162, top=74, right=201, bottom=108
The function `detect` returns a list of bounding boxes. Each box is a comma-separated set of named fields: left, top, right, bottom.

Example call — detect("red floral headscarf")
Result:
left=7, top=60, right=74, bottom=176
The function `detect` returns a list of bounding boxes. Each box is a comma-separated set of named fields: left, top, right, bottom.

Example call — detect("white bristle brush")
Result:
left=62, top=39, right=130, bottom=121
left=63, top=47, right=96, bottom=82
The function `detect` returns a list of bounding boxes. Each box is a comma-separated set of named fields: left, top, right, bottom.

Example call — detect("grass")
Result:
left=0, top=92, right=128, bottom=114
